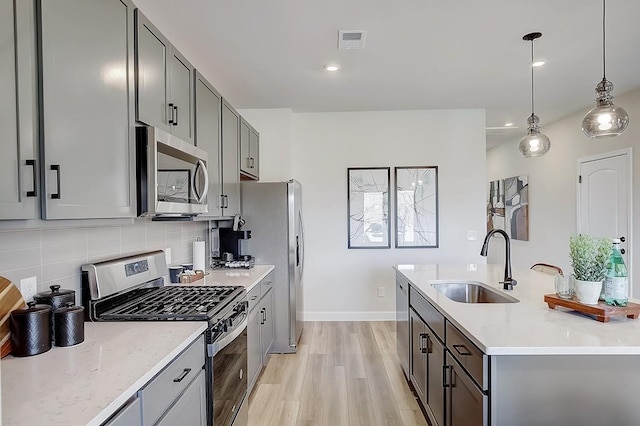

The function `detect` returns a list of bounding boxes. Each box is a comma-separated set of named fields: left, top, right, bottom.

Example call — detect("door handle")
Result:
left=191, top=160, right=209, bottom=203
left=173, top=105, right=178, bottom=126
left=168, top=103, right=175, bottom=124
left=620, top=236, right=626, bottom=242
left=26, top=159, right=37, bottom=197
left=50, top=165, right=61, bottom=199
left=442, top=365, right=451, bottom=388
left=419, top=333, right=428, bottom=354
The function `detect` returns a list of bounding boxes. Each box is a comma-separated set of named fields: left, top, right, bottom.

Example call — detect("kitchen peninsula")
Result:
left=396, top=264, right=640, bottom=426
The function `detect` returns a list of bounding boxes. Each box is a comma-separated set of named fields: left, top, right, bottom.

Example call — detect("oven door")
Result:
left=210, top=316, right=248, bottom=426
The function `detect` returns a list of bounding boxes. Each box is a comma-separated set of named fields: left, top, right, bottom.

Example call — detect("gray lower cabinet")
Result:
left=139, top=335, right=205, bottom=426
left=135, top=10, right=195, bottom=144
left=247, top=272, right=275, bottom=394
left=446, top=353, right=485, bottom=426
left=410, top=308, right=428, bottom=404
left=194, top=71, right=222, bottom=217
left=38, top=0, right=136, bottom=219
left=396, top=275, right=409, bottom=378
left=240, top=118, right=259, bottom=180
left=103, top=397, right=141, bottom=426
left=221, top=99, right=241, bottom=216
left=156, top=370, right=207, bottom=426
left=0, top=0, right=38, bottom=220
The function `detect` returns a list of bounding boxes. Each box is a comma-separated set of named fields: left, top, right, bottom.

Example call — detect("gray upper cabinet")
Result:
left=0, top=0, right=38, bottom=220
left=221, top=99, right=240, bottom=216
left=38, top=0, right=136, bottom=219
left=194, top=71, right=222, bottom=217
left=135, top=10, right=194, bottom=144
left=240, top=118, right=259, bottom=180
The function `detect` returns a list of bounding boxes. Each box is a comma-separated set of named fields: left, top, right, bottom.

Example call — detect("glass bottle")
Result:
left=604, top=239, right=628, bottom=306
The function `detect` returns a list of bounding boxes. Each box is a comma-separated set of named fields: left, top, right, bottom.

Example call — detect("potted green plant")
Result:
left=569, top=234, right=612, bottom=304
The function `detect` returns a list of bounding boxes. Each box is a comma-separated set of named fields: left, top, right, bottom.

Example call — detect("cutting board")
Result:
left=0, top=276, right=27, bottom=357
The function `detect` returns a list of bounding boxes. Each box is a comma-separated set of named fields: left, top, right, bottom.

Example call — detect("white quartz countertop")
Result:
left=396, top=264, right=640, bottom=356
left=178, top=264, right=274, bottom=291
left=1, top=321, right=207, bottom=426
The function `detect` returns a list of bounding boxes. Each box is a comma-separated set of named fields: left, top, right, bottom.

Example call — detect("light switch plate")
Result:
left=377, top=287, right=385, bottom=297
left=20, top=276, right=38, bottom=302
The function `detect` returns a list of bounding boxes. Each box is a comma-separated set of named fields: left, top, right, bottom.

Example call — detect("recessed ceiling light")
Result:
left=532, top=60, right=546, bottom=67
left=325, top=64, right=339, bottom=72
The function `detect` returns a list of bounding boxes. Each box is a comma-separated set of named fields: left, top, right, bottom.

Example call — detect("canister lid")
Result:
left=53, top=302, right=84, bottom=314
left=35, top=284, right=75, bottom=298
left=12, top=301, right=51, bottom=316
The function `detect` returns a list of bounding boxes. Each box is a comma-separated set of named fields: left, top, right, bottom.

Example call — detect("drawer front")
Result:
left=156, top=370, right=207, bottom=426
left=260, top=272, right=274, bottom=300
left=446, top=322, right=486, bottom=390
left=410, top=286, right=445, bottom=342
left=248, top=284, right=261, bottom=313
left=104, top=397, right=141, bottom=426
left=140, top=335, right=205, bottom=426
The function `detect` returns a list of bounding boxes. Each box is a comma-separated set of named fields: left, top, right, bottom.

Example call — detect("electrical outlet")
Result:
left=20, top=276, right=38, bottom=302
left=165, top=248, right=172, bottom=265
left=377, top=287, right=385, bottom=297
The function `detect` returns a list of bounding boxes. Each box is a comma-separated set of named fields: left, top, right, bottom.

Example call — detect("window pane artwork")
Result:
left=347, top=168, right=390, bottom=248
left=395, top=167, right=439, bottom=248
left=487, top=175, right=529, bottom=241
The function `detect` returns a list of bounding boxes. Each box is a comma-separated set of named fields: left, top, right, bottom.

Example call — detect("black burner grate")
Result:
left=101, top=286, right=242, bottom=320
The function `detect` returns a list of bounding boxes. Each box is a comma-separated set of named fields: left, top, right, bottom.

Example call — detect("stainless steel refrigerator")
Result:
left=241, top=180, right=304, bottom=353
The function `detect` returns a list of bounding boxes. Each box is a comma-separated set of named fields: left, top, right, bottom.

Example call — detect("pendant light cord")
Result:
left=530, top=39, right=535, bottom=116
left=602, top=0, right=606, bottom=79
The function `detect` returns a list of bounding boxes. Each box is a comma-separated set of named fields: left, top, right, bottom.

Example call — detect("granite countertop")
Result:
left=1, top=321, right=207, bottom=426
left=396, top=264, right=640, bottom=356
left=177, top=264, right=274, bottom=291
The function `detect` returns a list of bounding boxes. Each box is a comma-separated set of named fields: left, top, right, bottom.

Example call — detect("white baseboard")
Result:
left=303, top=311, right=396, bottom=321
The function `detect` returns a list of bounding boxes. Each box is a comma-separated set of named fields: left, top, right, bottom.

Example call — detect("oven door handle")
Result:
left=207, top=315, right=247, bottom=357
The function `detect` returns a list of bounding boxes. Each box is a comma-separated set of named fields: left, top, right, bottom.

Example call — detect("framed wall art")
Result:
left=395, top=166, right=439, bottom=248
left=347, top=167, right=390, bottom=248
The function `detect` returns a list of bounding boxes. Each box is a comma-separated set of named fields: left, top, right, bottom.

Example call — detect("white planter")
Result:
left=574, top=278, right=602, bottom=305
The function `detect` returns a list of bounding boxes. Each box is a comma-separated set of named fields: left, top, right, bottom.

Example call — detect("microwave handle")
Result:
left=192, top=159, right=209, bottom=203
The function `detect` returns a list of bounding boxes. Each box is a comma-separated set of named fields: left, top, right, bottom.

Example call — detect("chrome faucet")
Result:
left=480, top=229, right=517, bottom=290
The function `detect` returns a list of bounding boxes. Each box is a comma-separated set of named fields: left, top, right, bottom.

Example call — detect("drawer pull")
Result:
left=250, top=295, right=258, bottom=300
left=452, top=344, right=472, bottom=356
left=173, top=368, right=192, bottom=383
left=419, top=333, right=428, bottom=353
left=443, top=365, right=450, bottom=388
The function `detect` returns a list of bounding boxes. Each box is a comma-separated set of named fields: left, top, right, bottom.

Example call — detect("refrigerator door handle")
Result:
left=298, top=210, right=305, bottom=280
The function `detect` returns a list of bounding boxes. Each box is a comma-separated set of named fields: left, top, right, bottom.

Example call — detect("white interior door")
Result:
left=577, top=148, right=632, bottom=294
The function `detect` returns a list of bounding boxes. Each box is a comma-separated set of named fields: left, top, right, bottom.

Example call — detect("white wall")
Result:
left=244, top=109, right=487, bottom=320
left=487, top=88, right=640, bottom=296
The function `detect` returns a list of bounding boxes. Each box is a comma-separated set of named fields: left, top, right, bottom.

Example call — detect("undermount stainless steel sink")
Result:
left=431, top=281, right=519, bottom=304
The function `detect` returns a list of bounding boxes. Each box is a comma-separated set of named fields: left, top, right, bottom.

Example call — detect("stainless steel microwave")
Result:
left=136, top=126, right=209, bottom=217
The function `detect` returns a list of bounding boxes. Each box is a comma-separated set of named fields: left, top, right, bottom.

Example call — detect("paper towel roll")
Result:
left=193, top=240, right=206, bottom=272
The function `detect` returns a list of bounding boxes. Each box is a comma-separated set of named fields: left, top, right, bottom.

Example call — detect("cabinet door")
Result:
left=135, top=10, right=169, bottom=132
left=426, top=333, right=445, bottom=426
left=249, top=126, right=259, bottom=179
left=410, top=308, right=428, bottom=405
left=446, top=353, right=486, bottom=426
left=247, top=303, right=262, bottom=393
left=194, top=71, right=222, bottom=216
left=156, top=370, right=206, bottom=426
left=396, top=276, right=409, bottom=378
left=221, top=99, right=240, bottom=215
left=168, top=49, right=194, bottom=144
left=260, top=289, right=274, bottom=363
left=239, top=118, right=251, bottom=175
left=104, top=397, right=141, bottom=426
left=0, top=0, right=37, bottom=219
left=39, top=0, right=136, bottom=219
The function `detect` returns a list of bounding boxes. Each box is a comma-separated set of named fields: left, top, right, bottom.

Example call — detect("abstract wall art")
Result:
left=347, top=167, right=391, bottom=248
left=394, top=166, right=439, bottom=248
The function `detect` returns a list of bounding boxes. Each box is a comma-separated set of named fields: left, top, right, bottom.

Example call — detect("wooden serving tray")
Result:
left=544, top=293, right=640, bottom=323
left=180, top=270, right=205, bottom=284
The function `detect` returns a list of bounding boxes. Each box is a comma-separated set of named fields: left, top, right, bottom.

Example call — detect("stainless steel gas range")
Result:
left=82, top=250, right=248, bottom=426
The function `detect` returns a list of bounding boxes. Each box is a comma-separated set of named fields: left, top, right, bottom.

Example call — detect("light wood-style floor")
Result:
left=247, top=321, right=428, bottom=426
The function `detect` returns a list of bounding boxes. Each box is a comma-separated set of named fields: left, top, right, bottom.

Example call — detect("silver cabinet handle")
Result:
left=453, top=344, right=472, bottom=356
left=26, top=160, right=37, bottom=197
left=50, top=165, right=61, bottom=199
left=420, top=333, right=428, bottom=354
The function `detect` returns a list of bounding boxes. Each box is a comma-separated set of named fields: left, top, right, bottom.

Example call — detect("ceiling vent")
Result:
left=338, top=30, right=366, bottom=49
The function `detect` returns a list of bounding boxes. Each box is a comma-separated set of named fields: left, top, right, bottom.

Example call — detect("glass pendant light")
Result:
left=582, top=0, right=629, bottom=138
left=519, top=32, right=550, bottom=158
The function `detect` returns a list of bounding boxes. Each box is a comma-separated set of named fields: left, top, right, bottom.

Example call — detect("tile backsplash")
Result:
left=0, top=220, right=208, bottom=299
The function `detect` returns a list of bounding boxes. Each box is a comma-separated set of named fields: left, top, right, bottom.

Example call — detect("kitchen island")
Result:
left=396, top=264, right=640, bottom=426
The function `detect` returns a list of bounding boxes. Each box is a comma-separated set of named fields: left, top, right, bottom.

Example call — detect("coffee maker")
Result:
left=210, top=226, right=254, bottom=268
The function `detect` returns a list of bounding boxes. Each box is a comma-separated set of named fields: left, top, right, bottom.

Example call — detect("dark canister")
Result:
left=53, top=303, right=84, bottom=347
left=34, top=284, right=75, bottom=310
left=10, top=302, right=51, bottom=356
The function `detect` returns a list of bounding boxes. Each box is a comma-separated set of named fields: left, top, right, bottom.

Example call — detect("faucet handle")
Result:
left=501, top=278, right=517, bottom=291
